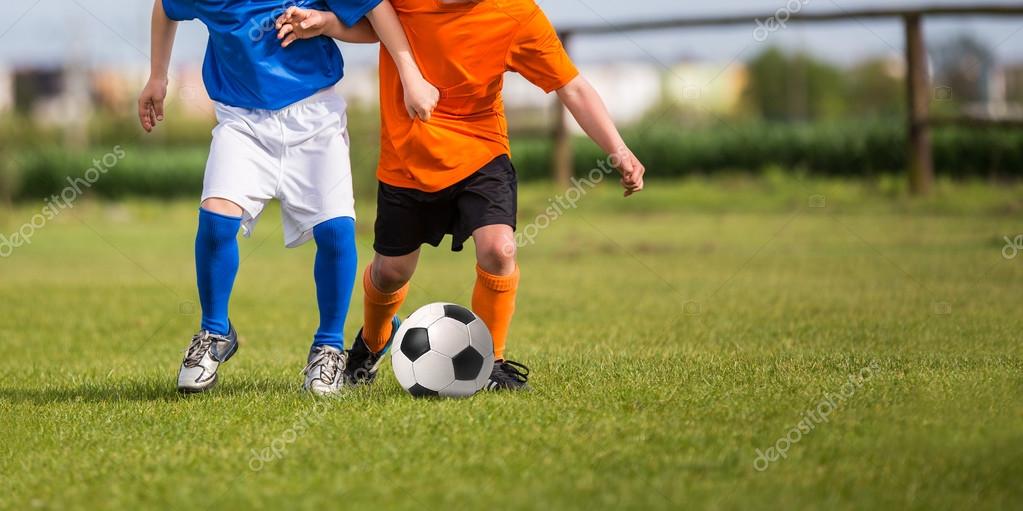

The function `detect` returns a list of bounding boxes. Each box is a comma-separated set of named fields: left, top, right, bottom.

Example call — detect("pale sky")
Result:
left=0, top=0, right=1021, bottom=68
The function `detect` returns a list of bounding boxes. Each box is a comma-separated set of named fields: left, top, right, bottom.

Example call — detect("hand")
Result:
left=613, top=148, right=645, bottom=197
left=276, top=6, right=327, bottom=47
left=138, top=77, right=168, bottom=133
left=402, top=75, right=439, bottom=122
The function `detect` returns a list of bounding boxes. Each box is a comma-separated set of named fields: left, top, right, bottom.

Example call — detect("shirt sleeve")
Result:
left=506, top=9, right=579, bottom=93
left=161, top=0, right=197, bottom=21
left=325, top=0, right=384, bottom=27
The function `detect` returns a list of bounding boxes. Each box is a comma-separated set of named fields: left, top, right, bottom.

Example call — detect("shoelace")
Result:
left=491, top=360, right=530, bottom=386
left=183, top=331, right=234, bottom=367
left=183, top=332, right=213, bottom=368
left=303, top=348, right=346, bottom=385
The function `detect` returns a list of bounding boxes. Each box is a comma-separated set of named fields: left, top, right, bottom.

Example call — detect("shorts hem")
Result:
left=373, top=241, right=437, bottom=258
left=462, top=216, right=516, bottom=236
left=200, top=190, right=263, bottom=238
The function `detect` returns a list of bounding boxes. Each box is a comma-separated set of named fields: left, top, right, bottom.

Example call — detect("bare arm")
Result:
left=276, top=3, right=438, bottom=120
left=277, top=9, right=378, bottom=44
left=324, top=17, right=378, bottom=43
left=364, top=1, right=438, bottom=120
left=139, top=0, right=178, bottom=132
left=557, top=75, right=645, bottom=196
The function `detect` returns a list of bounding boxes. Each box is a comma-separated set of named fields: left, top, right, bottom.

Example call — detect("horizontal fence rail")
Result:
left=560, top=5, right=1023, bottom=34
left=547, top=4, right=1023, bottom=194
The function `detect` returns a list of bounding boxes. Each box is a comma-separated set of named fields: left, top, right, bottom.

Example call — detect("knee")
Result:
left=200, top=197, right=243, bottom=217
left=371, top=258, right=414, bottom=292
left=476, top=238, right=517, bottom=275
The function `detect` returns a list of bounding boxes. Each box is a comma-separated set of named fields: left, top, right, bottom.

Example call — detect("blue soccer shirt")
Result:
left=162, top=0, right=382, bottom=110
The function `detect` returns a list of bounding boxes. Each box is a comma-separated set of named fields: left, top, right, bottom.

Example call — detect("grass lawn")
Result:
left=1, top=176, right=1021, bottom=510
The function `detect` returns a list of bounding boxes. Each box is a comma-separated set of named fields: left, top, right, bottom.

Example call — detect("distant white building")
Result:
left=663, top=61, right=748, bottom=114
left=0, top=67, right=11, bottom=112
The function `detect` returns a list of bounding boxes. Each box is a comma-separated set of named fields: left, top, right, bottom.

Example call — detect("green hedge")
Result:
left=513, top=121, right=1023, bottom=181
left=2, top=121, right=1020, bottom=201
left=5, top=147, right=209, bottom=201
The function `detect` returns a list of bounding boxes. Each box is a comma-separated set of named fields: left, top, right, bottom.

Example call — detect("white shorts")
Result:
left=202, top=88, right=355, bottom=248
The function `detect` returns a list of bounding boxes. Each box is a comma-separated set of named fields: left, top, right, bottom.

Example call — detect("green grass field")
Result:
left=1, top=176, right=1021, bottom=510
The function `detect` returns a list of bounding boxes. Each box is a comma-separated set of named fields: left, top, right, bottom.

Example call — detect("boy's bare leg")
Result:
left=200, top=197, right=243, bottom=217
left=370, top=251, right=421, bottom=293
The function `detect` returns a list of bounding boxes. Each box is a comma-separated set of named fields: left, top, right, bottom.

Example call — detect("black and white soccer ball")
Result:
left=391, top=303, right=495, bottom=398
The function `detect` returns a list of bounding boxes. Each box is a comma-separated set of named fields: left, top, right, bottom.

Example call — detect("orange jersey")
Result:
left=378, top=0, right=579, bottom=192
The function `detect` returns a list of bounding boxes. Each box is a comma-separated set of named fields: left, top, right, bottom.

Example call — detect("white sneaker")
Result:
left=177, top=327, right=239, bottom=394
left=303, top=345, right=348, bottom=396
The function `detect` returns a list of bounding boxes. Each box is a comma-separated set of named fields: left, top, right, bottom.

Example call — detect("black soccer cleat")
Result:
left=344, top=316, right=400, bottom=385
left=485, top=359, right=530, bottom=391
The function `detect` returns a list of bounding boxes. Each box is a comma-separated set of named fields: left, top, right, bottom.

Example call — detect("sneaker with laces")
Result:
left=485, top=359, right=530, bottom=391
left=344, top=316, right=401, bottom=385
left=177, top=326, right=239, bottom=394
left=303, top=345, right=348, bottom=396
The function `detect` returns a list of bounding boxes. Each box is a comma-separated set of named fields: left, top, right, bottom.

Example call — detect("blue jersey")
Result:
left=162, top=0, right=382, bottom=110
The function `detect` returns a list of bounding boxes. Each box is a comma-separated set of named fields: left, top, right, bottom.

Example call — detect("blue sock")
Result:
left=195, top=208, right=241, bottom=336
left=312, top=217, right=358, bottom=349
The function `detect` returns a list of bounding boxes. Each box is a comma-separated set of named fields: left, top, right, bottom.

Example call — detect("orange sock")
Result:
left=472, top=264, right=520, bottom=361
left=362, top=265, right=409, bottom=353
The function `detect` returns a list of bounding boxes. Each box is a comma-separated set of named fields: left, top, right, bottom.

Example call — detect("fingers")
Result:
left=617, top=155, right=645, bottom=197
left=138, top=97, right=153, bottom=132
left=406, top=104, right=417, bottom=120
left=275, top=7, right=294, bottom=29
left=416, top=106, right=431, bottom=122
left=153, top=96, right=165, bottom=123
left=621, top=176, right=641, bottom=197
left=622, top=179, right=643, bottom=197
left=277, top=23, right=293, bottom=41
left=281, top=33, right=298, bottom=48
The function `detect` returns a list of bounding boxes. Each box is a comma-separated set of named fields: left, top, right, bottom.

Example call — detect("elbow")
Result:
left=556, top=75, right=588, bottom=103
left=560, top=75, right=587, bottom=94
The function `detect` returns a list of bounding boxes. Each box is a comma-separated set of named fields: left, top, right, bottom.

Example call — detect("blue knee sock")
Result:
left=195, top=208, right=241, bottom=335
left=312, top=217, right=358, bottom=349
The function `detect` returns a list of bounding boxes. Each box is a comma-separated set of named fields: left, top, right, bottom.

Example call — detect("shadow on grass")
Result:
left=0, top=376, right=299, bottom=404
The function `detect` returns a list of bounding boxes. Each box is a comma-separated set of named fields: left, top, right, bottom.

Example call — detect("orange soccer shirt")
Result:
left=377, top=0, right=579, bottom=192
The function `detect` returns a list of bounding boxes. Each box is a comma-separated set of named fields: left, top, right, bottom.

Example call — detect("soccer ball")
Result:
left=391, top=303, right=494, bottom=398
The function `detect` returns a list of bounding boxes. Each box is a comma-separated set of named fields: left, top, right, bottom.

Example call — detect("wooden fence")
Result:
left=551, top=5, right=1023, bottom=193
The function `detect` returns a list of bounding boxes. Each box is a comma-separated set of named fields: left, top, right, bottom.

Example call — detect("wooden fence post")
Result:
left=904, top=14, right=934, bottom=195
left=552, top=32, right=574, bottom=188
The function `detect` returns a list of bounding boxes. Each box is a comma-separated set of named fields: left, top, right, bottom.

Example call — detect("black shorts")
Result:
left=373, top=155, right=517, bottom=257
